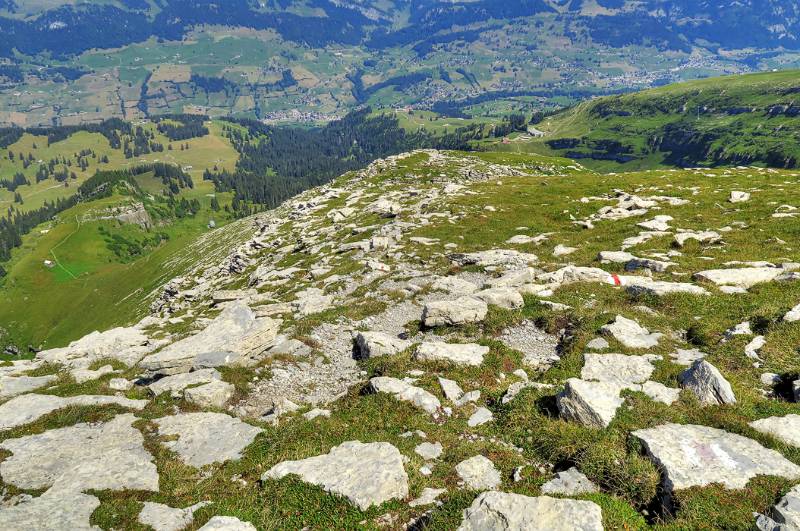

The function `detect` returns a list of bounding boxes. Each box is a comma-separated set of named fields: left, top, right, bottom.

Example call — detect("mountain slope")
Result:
left=492, top=70, right=800, bottom=169
left=2, top=148, right=800, bottom=528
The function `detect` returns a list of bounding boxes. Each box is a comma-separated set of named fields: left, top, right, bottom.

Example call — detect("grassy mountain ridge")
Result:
left=493, top=70, right=800, bottom=170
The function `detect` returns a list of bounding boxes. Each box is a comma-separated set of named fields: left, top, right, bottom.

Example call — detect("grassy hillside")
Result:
left=484, top=70, right=800, bottom=170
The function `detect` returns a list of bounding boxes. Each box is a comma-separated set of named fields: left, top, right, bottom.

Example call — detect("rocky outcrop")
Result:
left=458, top=492, right=603, bottom=531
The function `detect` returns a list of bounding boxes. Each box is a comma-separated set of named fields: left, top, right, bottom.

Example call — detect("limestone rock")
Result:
left=293, top=288, right=334, bottom=316
left=140, top=302, right=279, bottom=374
left=750, top=414, right=800, bottom=448
left=138, top=501, right=209, bottom=531
left=184, top=379, right=235, bottom=409
left=109, top=378, right=133, bottom=391
left=581, top=353, right=656, bottom=387
left=353, top=331, right=410, bottom=359
left=456, top=455, right=502, bottom=490
left=263, top=441, right=409, bottom=510
left=36, top=326, right=153, bottom=369
left=416, top=342, right=489, bottom=367
left=679, top=359, right=736, bottom=405
left=458, top=491, right=603, bottom=531
left=601, top=315, right=662, bottom=349
left=693, top=267, right=783, bottom=289
left=624, top=279, right=708, bottom=297
left=557, top=378, right=624, bottom=428
left=784, top=303, right=800, bottom=323
left=670, top=348, right=706, bottom=366
left=641, top=381, right=681, bottom=405
left=438, top=377, right=464, bottom=402
left=756, top=484, right=800, bottom=531
left=540, top=467, right=599, bottom=495
left=154, top=412, right=263, bottom=468
left=632, top=423, right=800, bottom=492
left=0, top=413, right=158, bottom=492
left=369, top=377, right=441, bottom=415
left=432, top=276, right=479, bottom=295
left=148, top=368, right=222, bottom=396
left=586, top=337, right=609, bottom=350
left=0, top=374, right=57, bottom=399
left=553, top=244, right=577, bottom=257
left=409, top=487, right=447, bottom=507
left=486, top=268, right=536, bottom=288
left=468, top=407, right=494, bottom=427
left=422, top=297, right=488, bottom=327
left=474, top=287, right=524, bottom=309
left=729, top=191, right=751, bottom=203
left=0, top=487, right=101, bottom=531
left=674, top=230, right=721, bottom=247
left=450, top=249, right=537, bottom=269
left=415, top=441, right=443, bottom=460
left=198, top=516, right=257, bottom=530
left=368, top=198, right=401, bottom=218
left=0, top=393, right=148, bottom=430
left=71, top=364, right=115, bottom=384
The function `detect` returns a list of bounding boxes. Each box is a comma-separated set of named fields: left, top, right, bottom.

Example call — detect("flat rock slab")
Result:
left=36, top=326, right=153, bottom=369
left=422, top=297, right=488, bottom=327
left=148, top=368, right=222, bottom=396
left=369, top=377, right=441, bottom=415
left=0, top=393, right=149, bottom=430
left=0, top=374, right=57, bottom=399
left=0, top=413, right=158, bottom=492
left=632, top=423, right=800, bottom=492
left=198, top=516, right=258, bottom=530
left=601, top=315, right=662, bottom=349
left=456, top=455, right=501, bottom=490
left=750, top=414, right=800, bottom=448
left=0, top=487, right=100, bottom=531
left=140, top=302, right=279, bottom=375
left=416, top=342, right=489, bottom=367
left=138, top=501, right=209, bottom=531
left=263, top=440, right=409, bottom=510
left=353, top=331, right=410, bottom=359
left=154, top=412, right=263, bottom=468
left=458, top=491, right=603, bottom=531
left=581, top=353, right=657, bottom=386
left=693, top=267, right=783, bottom=289
left=540, top=467, right=599, bottom=495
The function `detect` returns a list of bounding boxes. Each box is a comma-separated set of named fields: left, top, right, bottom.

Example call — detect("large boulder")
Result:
left=422, top=297, right=488, bottom=327
left=557, top=378, right=624, bottom=428
left=139, top=302, right=280, bottom=375
left=632, top=423, right=800, bottom=493
left=678, top=359, right=736, bottom=405
left=458, top=491, right=603, bottom=531
left=263, top=441, right=409, bottom=510
left=353, top=331, right=410, bottom=359
left=416, top=342, right=489, bottom=367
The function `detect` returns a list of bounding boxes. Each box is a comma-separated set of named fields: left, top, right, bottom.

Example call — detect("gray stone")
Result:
left=486, top=268, right=536, bottom=288
left=293, top=288, right=334, bottom=316
left=416, top=342, right=489, bottom=367
left=138, top=501, right=209, bottom=531
left=455, top=390, right=481, bottom=407
left=438, top=377, right=464, bottom=402
left=109, top=378, right=133, bottom=391
left=693, top=267, right=783, bottom=289
left=0, top=487, right=101, bottom=531
left=184, top=379, right=235, bottom=409
left=729, top=191, right=751, bottom=203
left=140, top=302, right=279, bottom=375
left=468, top=407, right=494, bottom=427
left=674, top=230, right=721, bottom=247
left=71, top=364, right=115, bottom=384
left=586, top=337, right=609, bottom=350
left=353, top=331, right=410, bottom=359
left=456, top=455, right=502, bottom=490
left=303, top=408, right=331, bottom=420
left=263, top=441, right=409, bottom=510
left=670, top=348, right=706, bottom=366
left=581, top=353, right=656, bottom=386
left=415, top=441, right=443, bottom=460
left=557, top=378, right=624, bottom=428
left=409, top=487, right=447, bottom=507
left=369, top=377, right=441, bottom=415
left=474, top=287, right=524, bottom=309
left=458, top=491, right=603, bottom=531
left=540, top=467, right=599, bottom=495
left=624, top=279, right=708, bottom=297
left=432, top=276, right=479, bottom=295
left=632, top=423, right=800, bottom=493
left=154, top=412, right=263, bottom=468
left=422, top=297, right=488, bottom=327
left=450, top=249, right=537, bottom=269
left=0, top=374, right=57, bottom=399
left=0, top=393, right=148, bottom=430
left=601, top=315, right=662, bottom=349
left=750, top=414, right=800, bottom=448
left=641, top=381, right=681, bottom=405
left=269, top=338, right=312, bottom=358
left=36, top=326, right=153, bottom=369
left=198, top=516, right=257, bottom=531
left=756, top=484, right=800, bottom=531
left=784, top=303, right=800, bottom=323
left=0, top=413, right=158, bottom=492
left=148, top=368, right=222, bottom=396
left=679, top=359, right=736, bottom=405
